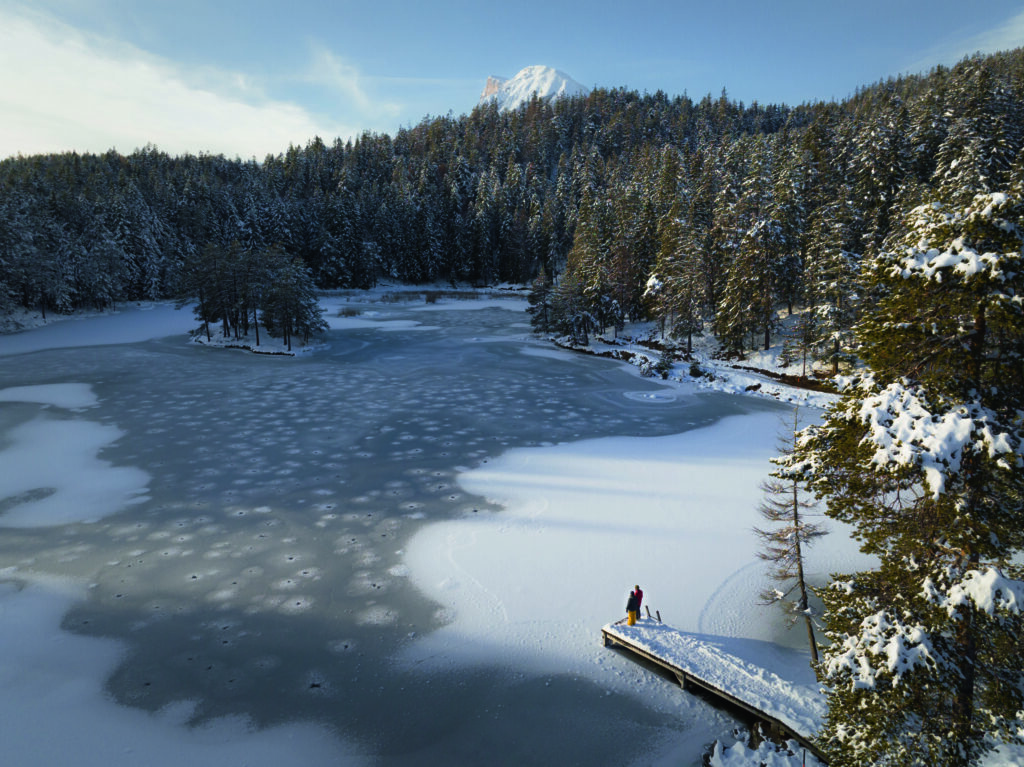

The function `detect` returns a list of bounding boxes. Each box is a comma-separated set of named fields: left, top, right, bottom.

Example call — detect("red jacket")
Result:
left=634, top=588, right=643, bottom=611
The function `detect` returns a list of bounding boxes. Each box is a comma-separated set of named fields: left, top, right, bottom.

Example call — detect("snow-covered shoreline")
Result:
left=4, top=289, right=1018, bottom=766
left=0, top=289, right=842, bottom=766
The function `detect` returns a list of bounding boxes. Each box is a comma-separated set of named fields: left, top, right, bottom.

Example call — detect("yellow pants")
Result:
left=627, top=610, right=637, bottom=626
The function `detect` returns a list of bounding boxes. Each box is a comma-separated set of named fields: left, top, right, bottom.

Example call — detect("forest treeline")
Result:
left=2, top=49, right=1023, bottom=362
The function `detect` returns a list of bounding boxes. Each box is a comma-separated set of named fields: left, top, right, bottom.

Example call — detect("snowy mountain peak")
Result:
left=479, top=75, right=508, bottom=101
left=478, top=65, right=589, bottom=111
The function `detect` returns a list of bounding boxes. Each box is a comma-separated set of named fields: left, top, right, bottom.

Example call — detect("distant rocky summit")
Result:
left=478, top=65, right=589, bottom=111
left=479, top=75, right=508, bottom=101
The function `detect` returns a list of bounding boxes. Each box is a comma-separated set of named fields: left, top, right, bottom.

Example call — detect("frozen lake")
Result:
left=0, top=293, right=796, bottom=765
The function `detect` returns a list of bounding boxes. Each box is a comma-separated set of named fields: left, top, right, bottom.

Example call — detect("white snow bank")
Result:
left=399, top=414, right=775, bottom=674
left=0, top=580, right=360, bottom=767
left=0, top=303, right=193, bottom=356
left=708, top=738, right=822, bottom=767
left=0, top=386, right=149, bottom=527
left=324, top=316, right=438, bottom=332
left=398, top=412, right=868, bottom=704
left=0, top=383, right=98, bottom=409
left=574, top=324, right=840, bottom=411
left=695, top=366, right=837, bottom=410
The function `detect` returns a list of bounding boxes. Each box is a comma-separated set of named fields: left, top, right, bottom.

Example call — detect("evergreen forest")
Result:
left=3, top=47, right=1024, bottom=767
left=0, top=49, right=1021, bottom=366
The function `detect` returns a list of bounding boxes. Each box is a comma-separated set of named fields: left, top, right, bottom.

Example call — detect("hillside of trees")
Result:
left=2, top=49, right=1023, bottom=363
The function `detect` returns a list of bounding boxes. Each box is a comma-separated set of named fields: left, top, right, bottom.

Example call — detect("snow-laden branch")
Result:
left=823, top=604, right=935, bottom=689
left=887, top=192, right=1023, bottom=291
left=923, top=567, right=1024, bottom=617
left=854, top=381, right=1022, bottom=497
left=892, top=246, right=1010, bottom=283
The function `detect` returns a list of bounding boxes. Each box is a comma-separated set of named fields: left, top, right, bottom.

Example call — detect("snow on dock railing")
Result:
left=601, top=618, right=826, bottom=761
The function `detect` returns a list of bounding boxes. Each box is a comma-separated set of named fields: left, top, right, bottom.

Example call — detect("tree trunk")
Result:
left=793, top=483, right=818, bottom=663
left=970, top=305, right=986, bottom=386
left=950, top=544, right=981, bottom=766
left=804, top=613, right=818, bottom=664
left=198, top=291, right=211, bottom=342
left=951, top=603, right=978, bottom=767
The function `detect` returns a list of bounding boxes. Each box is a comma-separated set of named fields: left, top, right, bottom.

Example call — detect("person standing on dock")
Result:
left=626, top=589, right=639, bottom=626
left=634, top=585, right=643, bottom=617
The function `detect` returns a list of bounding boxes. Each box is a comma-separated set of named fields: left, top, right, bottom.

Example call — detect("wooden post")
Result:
left=749, top=723, right=765, bottom=749
left=656, top=610, right=661, bottom=623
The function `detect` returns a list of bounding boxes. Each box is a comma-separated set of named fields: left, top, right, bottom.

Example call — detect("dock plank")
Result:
left=602, top=619, right=826, bottom=762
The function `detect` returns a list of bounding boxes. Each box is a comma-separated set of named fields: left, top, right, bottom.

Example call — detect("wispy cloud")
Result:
left=0, top=8, right=365, bottom=159
left=303, top=44, right=401, bottom=122
left=963, top=9, right=1024, bottom=56
left=904, top=8, right=1024, bottom=74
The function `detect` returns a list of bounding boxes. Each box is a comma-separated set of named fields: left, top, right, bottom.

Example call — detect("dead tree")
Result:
left=754, top=407, right=827, bottom=663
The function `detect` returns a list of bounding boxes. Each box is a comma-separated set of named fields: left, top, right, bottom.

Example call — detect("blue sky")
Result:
left=2, top=0, right=1023, bottom=160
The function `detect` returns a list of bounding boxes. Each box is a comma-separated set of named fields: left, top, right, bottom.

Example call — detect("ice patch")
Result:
left=0, top=418, right=150, bottom=527
left=0, top=581, right=360, bottom=766
left=357, top=606, right=396, bottom=626
left=0, top=383, right=98, bottom=409
left=0, top=303, right=194, bottom=357
left=325, top=317, right=437, bottom=332
left=622, top=390, right=677, bottom=402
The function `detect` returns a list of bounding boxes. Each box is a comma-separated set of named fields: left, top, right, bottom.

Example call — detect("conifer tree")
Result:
left=551, top=268, right=597, bottom=346
left=932, top=60, right=1022, bottom=205
left=261, top=247, right=328, bottom=351
left=526, top=266, right=554, bottom=334
left=781, top=191, right=1024, bottom=766
left=802, top=201, right=860, bottom=374
left=708, top=140, right=749, bottom=354
left=650, top=198, right=703, bottom=352
left=755, top=408, right=826, bottom=662
left=850, top=91, right=912, bottom=257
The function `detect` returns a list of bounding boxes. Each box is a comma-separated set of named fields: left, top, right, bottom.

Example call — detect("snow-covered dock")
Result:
left=601, top=619, right=827, bottom=762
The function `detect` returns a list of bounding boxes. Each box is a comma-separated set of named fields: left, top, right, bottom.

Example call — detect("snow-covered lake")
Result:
left=0, top=294, right=867, bottom=765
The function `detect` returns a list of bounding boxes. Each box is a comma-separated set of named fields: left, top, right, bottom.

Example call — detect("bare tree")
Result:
left=754, top=407, right=827, bottom=662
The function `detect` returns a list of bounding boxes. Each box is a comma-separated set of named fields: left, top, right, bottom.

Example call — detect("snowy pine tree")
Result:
left=782, top=191, right=1024, bottom=767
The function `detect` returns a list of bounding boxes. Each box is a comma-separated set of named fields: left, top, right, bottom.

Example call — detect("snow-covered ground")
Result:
left=1, top=292, right=1020, bottom=766
left=602, top=619, right=825, bottom=741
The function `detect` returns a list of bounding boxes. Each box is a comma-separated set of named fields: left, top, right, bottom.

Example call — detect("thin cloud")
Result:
left=904, top=8, right=1024, bottom=74
left=304, top=44, right=401, bottom=121
left=0, top=9, right=360, bottom=159
left=964, top=8, right=1024, bottom=56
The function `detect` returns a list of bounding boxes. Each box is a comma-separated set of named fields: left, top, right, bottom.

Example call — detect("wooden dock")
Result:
left=602, top=618, right=826, bottom=763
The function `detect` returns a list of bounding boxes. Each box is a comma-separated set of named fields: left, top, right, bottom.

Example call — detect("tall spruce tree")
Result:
left=802, top=199, right=861, bottom=374
left=780, top=191, right=1024, bottom=766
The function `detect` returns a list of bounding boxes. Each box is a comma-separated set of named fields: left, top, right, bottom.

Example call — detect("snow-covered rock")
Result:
left=478, top=65, right=588, bottom=111
left=479, top=75, right=507, bottom=101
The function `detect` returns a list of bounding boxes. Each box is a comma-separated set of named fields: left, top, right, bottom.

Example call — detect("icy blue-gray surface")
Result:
left=0, top=295, right=780, bottom=765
